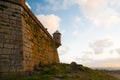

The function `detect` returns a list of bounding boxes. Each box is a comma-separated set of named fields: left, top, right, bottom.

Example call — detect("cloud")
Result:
left=72, top=31, right=79, bottom=36
left=72, top=16, right=84, bottom=36
left=73, top=51, right=94, bottom=65
left=116, top=48, right=120, bottom=54
left=101, top=59, right=120, bottom=68
left=76, top=0, right=120, bottom=27
left=74, top=50, right=120, bottom=67
left=89, top=39, right=113, bottom=54
left=39, top=0, right=87, bottom=11
left=42, top=0, right=120, bottom=27
left=73, top=16, right=84, bottom=27
left=43, top=0, right=76, bottom=10
left=88, top=58, right=120, bottom=68
left=91, top=8, right=120, bottom=27
left=37, top=14, right=61, bottom=33
left=79, top=51, right=93, bottom=61
left=25, top=2, right=31, bottom=9
left=58, top=45, right=69, bottom=55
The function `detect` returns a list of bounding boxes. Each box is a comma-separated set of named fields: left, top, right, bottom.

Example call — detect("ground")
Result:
left=1, top=63, right=119, bottom=80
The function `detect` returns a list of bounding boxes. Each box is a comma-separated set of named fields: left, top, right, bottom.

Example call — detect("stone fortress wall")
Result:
left=0, top=0, right=61, bottom=76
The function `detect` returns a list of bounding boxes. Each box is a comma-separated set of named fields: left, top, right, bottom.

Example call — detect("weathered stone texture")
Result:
left=22, top=8, right=59, bottom=71
left=0, top=0, right=60, bottom=75
left=0, top=0, right=23, bottom=73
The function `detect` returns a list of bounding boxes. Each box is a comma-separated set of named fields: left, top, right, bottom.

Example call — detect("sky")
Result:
left=26, top=0, right=120, bottom=68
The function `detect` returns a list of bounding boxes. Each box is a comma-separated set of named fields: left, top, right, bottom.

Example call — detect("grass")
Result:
left=0, top=63, right=119, bottom=80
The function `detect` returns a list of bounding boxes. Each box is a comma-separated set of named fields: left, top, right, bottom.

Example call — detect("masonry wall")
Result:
left=21, top=2, right=59, bottom=71
left=0, top=0, right=23, bottom=73
left=0, top=0, right=59, bottom=75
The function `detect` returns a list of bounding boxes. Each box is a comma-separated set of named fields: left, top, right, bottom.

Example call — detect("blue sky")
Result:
left=26, top=0, right=120, bottom=68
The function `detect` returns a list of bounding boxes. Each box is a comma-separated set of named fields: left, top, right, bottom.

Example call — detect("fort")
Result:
left=0, top=0, right=61, bottom=76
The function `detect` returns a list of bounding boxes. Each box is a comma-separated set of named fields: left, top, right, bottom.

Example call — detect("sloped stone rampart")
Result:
left=0, top=0, right=59, bottom=76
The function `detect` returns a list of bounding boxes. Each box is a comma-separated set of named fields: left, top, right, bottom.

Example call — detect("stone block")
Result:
left=0, top=38, right=5, bottom=43
left=10, top=60, right=16, bottom=65
left=1, top=65, right=10, bottom=72
left=3, top=48, right=11, bottom=54
left=6, top=40, right=14, bottom=44
left=14, top=45, right=19, bottom=49
left=10, top=19, right=16, bottom=24
left=1, top=59, right=10, bottom=65
left=0, top=33, right=5, bottom=39
left=0, top=48, right=3, bottom=54
left=9, top=66, right=16, bottom=72
left=0, top=43, right=3, bottom=48
left=3, top=14, right=9, bottom=19
left=14, top=60, right=22, bottom=65
left=5, top=34, right=16, bottom=40
left=0, top=22, right=9, bottom=27
left=1, top=54, right=9, bottom=59
left=4, top=44, right=14, bottom=48
left=11, top=49, right=22, bottom=55
left=0, top=28, right=11, bottom=34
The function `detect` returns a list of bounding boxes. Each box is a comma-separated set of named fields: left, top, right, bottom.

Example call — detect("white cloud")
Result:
left=89, top=38, right=113, bottom=54
left=58, top=45, right=69, bottom=56
left=41, top=0, right=66, bottom=10
left=72, top=31, right=79, bottom=36
left=37, top=14, right=61, bottom=33
left=72, top=16, right=83, bottom=36
left=116, top=48, right=120, bottom=54
left=87, top=58, right=120, bottom=68
left=74, top=16, right=83, bottom=27
left=76, top=0, right=120, bottom=27
left=74, top=49, right=120, bottom=67
left=25, top=2, right=31, bottom=9
left=40, top=0, right=87, bottom=11
left=43, top=0, right=120, bottom=27
left=92, top=8, right=120, bottom=27
left=80, top=51, right=93, bottom=62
